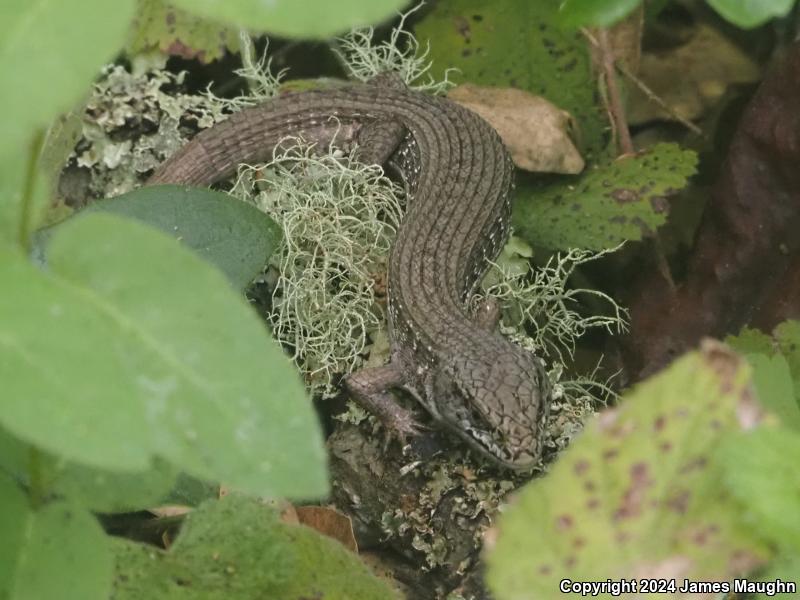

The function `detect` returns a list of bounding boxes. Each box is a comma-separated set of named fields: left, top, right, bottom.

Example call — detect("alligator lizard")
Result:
left=148, top=79, right=550, bottom=470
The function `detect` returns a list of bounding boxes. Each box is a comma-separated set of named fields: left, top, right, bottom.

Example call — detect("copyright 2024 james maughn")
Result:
left=559, top=577, right=797, bottom=596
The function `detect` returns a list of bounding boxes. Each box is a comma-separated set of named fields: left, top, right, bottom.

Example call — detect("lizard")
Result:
left=148, top=77, right=551, bottom=470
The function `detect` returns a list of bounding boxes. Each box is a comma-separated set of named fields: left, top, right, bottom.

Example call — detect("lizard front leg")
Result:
left=344, top=363, right=422, bottom=439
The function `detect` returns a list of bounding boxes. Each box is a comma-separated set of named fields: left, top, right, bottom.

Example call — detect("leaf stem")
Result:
left=18, top=130, right=45, bottom=251
left=28, top=446, right=45, bottom=508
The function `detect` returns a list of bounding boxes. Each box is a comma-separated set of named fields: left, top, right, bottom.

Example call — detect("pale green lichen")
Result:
left=74, top=64, right=232, bottom=198
left=477, top=245, right=628, bottom=365
left=205, top=31, right=287, bottom=112
left=230, top=143, right=404, bottom=398
left=332, top=2, right=456, bottom=94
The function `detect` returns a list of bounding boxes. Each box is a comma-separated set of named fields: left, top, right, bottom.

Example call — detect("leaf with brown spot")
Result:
left=513, top=143, right=697, bottom=251
left=486, top=341, right=772, bottom=598
left=126, top=0, right=238, bottom=63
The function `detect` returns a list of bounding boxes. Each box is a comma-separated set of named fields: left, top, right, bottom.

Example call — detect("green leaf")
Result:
left=169, top=0, right=406, bottom=39
left=557, top=0, right=642, bottom=28
left=161, top=472, right=220, bottom=507
left=485, top=342, right=771, bottom=597
left=725, top=326, right=775, bottom=356
left=39, top=111, right=85, bottom=200
left=752, top=555, right=800, bottom=596
left=0, top=142, right=48, bottom=247
left=513, top=143, right=697, bottom=251
left=0, top=473, right=113, bottom=600
left=0, top=0, right=136, bottom=154
left=112, top=495, right=399, bottom=599
left=0, top=214, right=327, bottom=498
left=37, top=185, right=282, bottom=290
left=775, top=320, right=800, bottom=393
left=717, top=427, right=800, bottom=552
left=415, top=0, right=607, bottom=157
left=727, top=322, right=800, bottom=431
left=127, top=0, right=239, bottom=63
left=706, top=0, right=795, bottom=28
left=744, top=354, right=800, bottom=431
left=0, top=427, right=177, bottom=513
left=54, top=458, right=179, bottom=513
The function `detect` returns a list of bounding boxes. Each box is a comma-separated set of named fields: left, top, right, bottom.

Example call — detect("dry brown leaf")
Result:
left=295, top=505, right=358, bottom=553
left=448, top=84, right=584, bottom=174
left=628, top=24, right=760, bottom=124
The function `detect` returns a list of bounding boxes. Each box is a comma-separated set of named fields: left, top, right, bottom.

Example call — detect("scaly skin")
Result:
left=148, top=81, right=550, bottom=470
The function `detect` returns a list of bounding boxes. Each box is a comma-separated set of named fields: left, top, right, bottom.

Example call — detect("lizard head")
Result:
left=432, top=344, right=551, bottom=471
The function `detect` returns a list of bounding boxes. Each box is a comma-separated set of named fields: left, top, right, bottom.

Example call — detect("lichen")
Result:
left=332, top=2, right=456, bottom=94
left=72, top=64, right=232, bottom=199
left=231, top=143, right=404, bottom=398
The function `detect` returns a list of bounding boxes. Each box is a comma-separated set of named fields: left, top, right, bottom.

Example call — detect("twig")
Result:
left=582, top=28, right=704, bottom=137
left=616, top=62, right=704, bottom=136
left=596, top=28, right=634, bottom=155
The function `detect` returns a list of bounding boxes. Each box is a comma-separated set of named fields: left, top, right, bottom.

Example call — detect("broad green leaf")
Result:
left=127, top=0, right=239, bottom=63
left=727, top=322, right=800, bottom=431
left=486, top=342, right=771, bottom=598
left=0, top=0, right=135, bottom=154
left=775, top=320, right=800, bottom=393
left=706, top=0, right=795, bottom=28
left=53, top=458, right=178, bottom=513
left=37, top=185, right=282, bottom=290
left=0, top=473, right=113, bottom=600
left=557, top=0, right=642, bottom=28
left=725, top=326, right=775, bottom=356
left=0, top=214, right=326, bottom=498
left=717, top=427, right=800, bottom=552
left=752, top=555, right=800, bottom=597
left=112, top=495, right=399, bottom=599
left=513, top=143, right=697, bottom=251
left=0, top=142, right=48, bottom=247
left=40, top=112, right=85, bottom=194
left=415, top=0, right=607, bottom=157
left=161, top=472, right=220, bottom=507
left=744, top=354, right=800, bottom=431
left=0, top=427, right=178, bottom=513
left=169, top=0, right=406, bottom=39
